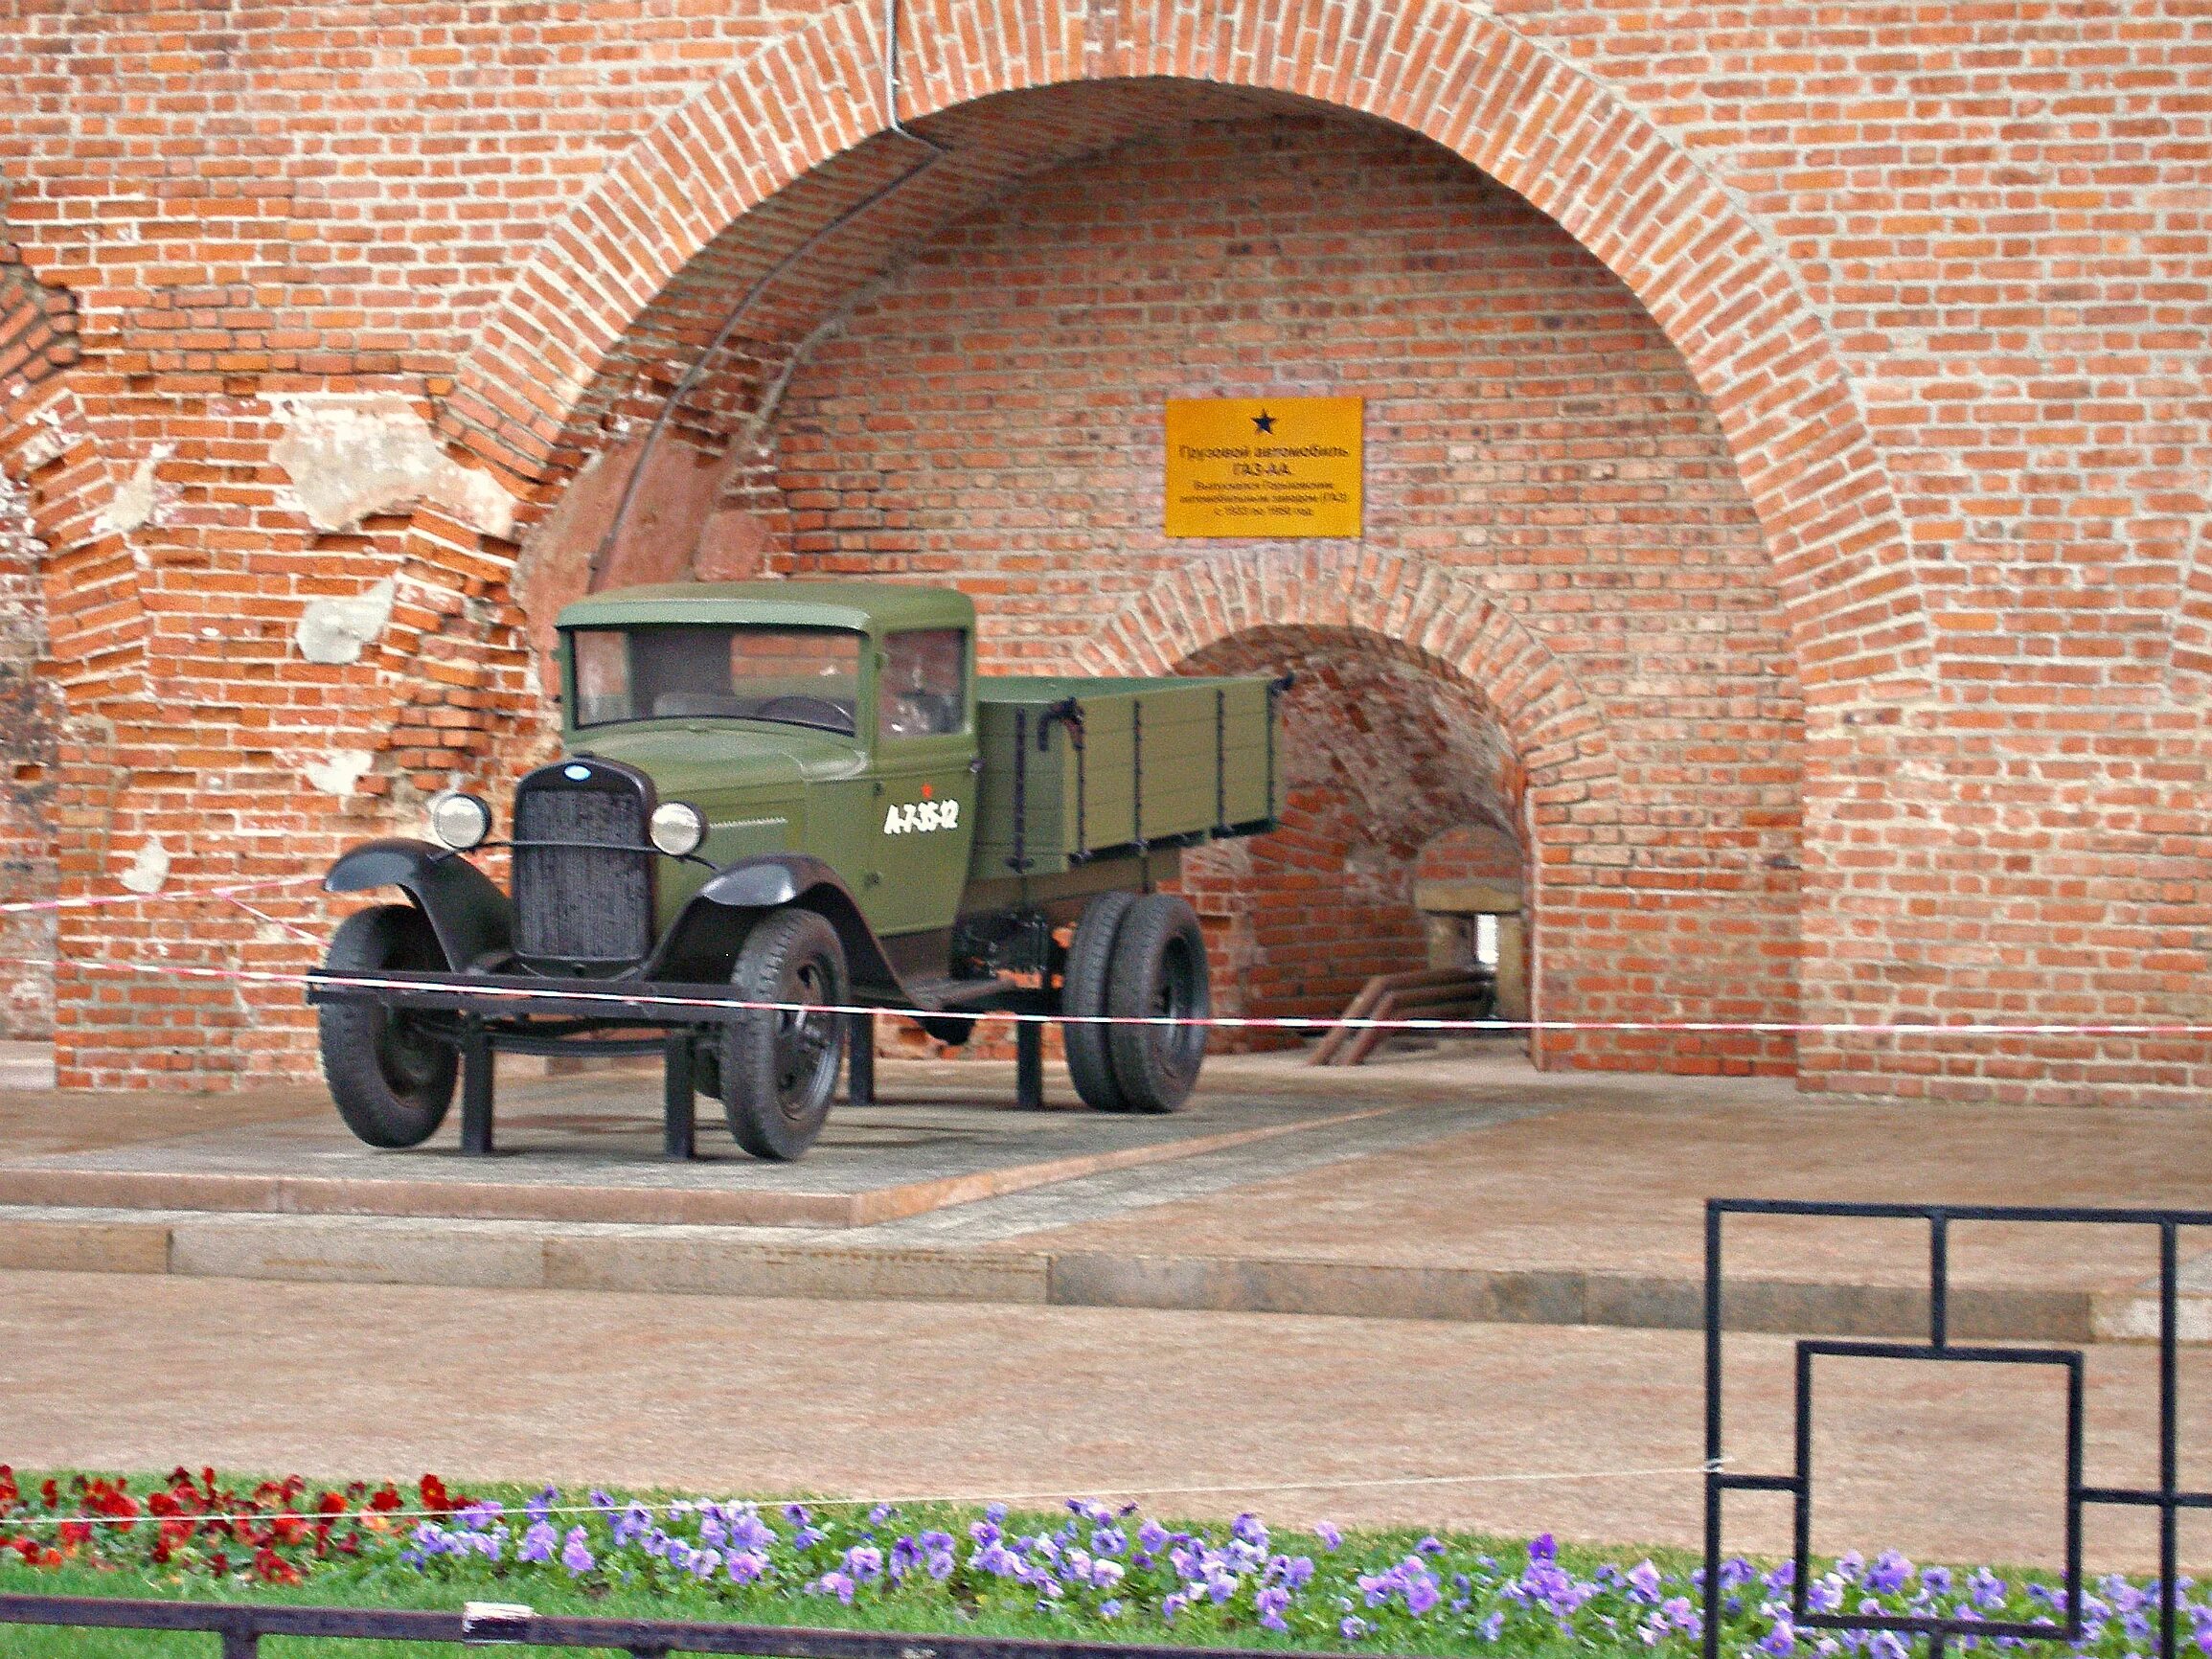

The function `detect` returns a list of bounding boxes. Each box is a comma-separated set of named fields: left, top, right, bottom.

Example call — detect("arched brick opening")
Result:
left=0, top=247, right=139, bottom=1061
left=1171, top=625, right=1524, bottom=1051
left=1073, top=548, right=1795, bottom=1076
left=491, top=88, right=1805, bottom=1076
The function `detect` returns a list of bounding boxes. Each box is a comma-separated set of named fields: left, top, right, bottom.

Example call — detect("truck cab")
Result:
left=557, top=582, right=980, bottom=945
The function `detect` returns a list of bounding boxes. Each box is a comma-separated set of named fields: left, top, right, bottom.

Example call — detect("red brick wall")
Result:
left=0, top=0, right=2204, bottom=1102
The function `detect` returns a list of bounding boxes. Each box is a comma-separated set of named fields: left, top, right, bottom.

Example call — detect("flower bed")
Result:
left=0, top=1466, right=2197, bottom=1659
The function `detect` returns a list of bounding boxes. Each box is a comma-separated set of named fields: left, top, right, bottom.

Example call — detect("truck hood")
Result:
left=568, top=721, right=864, bottom=801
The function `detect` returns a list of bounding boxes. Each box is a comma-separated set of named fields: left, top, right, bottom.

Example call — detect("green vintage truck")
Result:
left=307, top=581, right=1287, bottom=1160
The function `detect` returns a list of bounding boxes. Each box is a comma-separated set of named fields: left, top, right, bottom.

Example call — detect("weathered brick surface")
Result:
left=0, top=0, right=2203, bottom=1101
left=0, top=467, right=59, bottom=1038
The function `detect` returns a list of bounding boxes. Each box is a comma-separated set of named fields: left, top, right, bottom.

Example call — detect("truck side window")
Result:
left=880, top=628, right=966, bottom=738
left=573, top=629, right=630, bottom=726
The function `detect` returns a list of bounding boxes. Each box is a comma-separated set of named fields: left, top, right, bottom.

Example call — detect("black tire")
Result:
left=318, top=904, right=459, bottom=1148
left=1105, top=893, right=1211, bottom=1114
left=1061, top=890, right=1136, bottom=1112
left=722, top=907, right=847, bottom=1161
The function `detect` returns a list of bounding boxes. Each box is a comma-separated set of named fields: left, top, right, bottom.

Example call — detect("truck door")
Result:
left=859, top=627, right=978, bottom=936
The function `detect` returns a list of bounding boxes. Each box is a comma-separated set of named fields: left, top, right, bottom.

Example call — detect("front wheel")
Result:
left=1105, top=893, right=1211, bottom=1114
left=318, top=904, right=459, bottom=1148
left=722, top=908, right=848, bottom=1161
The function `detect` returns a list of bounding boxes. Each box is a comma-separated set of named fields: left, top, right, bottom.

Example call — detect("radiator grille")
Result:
left=513, top=784, right=652, bottom=965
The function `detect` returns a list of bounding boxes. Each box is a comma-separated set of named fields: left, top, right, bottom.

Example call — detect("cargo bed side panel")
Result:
left=968, top=675, right=1282, bottom=878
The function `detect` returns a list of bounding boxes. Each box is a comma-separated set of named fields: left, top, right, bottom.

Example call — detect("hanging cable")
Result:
left=586, top=0, right=947, bottom=586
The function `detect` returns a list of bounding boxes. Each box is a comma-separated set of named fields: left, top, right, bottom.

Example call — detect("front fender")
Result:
left=650, top=854, right=901, bottom=994
left=324, top=838, right=513, bottom=971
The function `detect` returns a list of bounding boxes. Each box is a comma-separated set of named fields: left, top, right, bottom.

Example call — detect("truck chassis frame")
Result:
left=306, top=967, right=1059, bottom=1158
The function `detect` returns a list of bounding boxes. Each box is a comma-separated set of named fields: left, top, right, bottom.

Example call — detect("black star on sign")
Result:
left=1251, top=409, right=1276, bottom=434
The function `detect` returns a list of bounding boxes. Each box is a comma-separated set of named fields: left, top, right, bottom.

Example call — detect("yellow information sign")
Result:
left=1164, top=397, right=1362, bottom=538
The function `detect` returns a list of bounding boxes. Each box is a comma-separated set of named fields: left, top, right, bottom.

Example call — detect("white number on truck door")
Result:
left=882, top=799, right=959, bottom=835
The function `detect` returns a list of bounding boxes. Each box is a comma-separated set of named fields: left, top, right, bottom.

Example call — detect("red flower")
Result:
left=0, top=1466, right=18, bottom=1509
left=368, top=1485, right=403, bottom=1514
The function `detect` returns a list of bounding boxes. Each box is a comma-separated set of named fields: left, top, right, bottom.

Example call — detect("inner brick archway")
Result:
left=1173, top=625, right=1523, bottom=1048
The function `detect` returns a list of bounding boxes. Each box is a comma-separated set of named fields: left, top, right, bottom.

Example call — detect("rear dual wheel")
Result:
left=1061, top=892, right=1210, bottom=1115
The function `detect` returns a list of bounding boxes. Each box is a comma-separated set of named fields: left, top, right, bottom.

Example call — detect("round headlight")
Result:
left=650, top=801, right=706, bottom=858
left=425, top=790, right=491, bottom=852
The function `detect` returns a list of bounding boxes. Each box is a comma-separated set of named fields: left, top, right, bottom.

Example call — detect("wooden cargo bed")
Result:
left=968, top=674, right=1285, bottom=878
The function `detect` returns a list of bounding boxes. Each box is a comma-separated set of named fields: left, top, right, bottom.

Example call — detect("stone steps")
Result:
left=0, top=1202, right=2188, bottom=1342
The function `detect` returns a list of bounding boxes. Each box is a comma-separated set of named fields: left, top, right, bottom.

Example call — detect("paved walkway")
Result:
left=1, top=1267, right=2201, bottom=1569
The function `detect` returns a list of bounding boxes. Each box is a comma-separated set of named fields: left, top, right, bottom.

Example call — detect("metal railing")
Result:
left=1703, top=1199, right=2211, bottom=1659
left=0, top=1595, right=1284, bottom=1658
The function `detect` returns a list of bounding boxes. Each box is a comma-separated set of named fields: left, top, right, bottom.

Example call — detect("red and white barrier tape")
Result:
left=0, top=875, right=323, bottom=915
left=2, top=875, right=2207, bottom=1039
left=10, top=951, right=2211, bottom=1038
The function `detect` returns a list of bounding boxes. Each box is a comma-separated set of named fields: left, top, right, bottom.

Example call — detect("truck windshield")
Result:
left=569, top=625, right=862, bottom=734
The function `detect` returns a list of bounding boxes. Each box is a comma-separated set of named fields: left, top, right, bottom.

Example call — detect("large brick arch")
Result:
left=444, top=0, right=1933, bottom=707
left=0, top=246, right=143, bottom=784
left=1065, top=547, right=1611, bottom=815
left=1, top=252, right=151, bottom=1049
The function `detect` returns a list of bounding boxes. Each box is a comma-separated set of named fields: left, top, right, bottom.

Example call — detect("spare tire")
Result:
left=1104, top=893, right=1210, bottom=1114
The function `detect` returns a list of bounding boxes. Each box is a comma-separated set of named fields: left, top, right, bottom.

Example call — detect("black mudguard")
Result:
left=323, top=839, right=514, bottom=972
left=649, top=853, right=903, bottom=995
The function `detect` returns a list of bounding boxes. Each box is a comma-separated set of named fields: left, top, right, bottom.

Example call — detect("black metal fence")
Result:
left=0, top=1595, right=1281, bottom=1658
left=1703, top=1199, right=2210, bottom=1659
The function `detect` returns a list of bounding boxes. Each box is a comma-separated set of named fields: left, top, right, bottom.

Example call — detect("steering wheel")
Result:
left=885, top=690, right=956, bottom=737
left=754, top=694, right=853, bottom=732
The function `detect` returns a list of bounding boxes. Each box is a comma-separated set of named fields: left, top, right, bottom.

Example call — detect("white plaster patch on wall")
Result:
left=294, top=578, right=397, bottom=665
left=302, top=749, right=376, bottom=796
left=118, top=836, right=170, bottom=896
left=11, top=406, right=71, bottom=474
left=93, top=444, right=175, bottom=535
left=266, top=394, right=517, bottom=538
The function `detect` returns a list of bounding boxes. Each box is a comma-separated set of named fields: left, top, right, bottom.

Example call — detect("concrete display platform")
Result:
left=2, top=1043, right=2209, bottom=1341
left=0, top=1059, right=1425, bottom=1229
